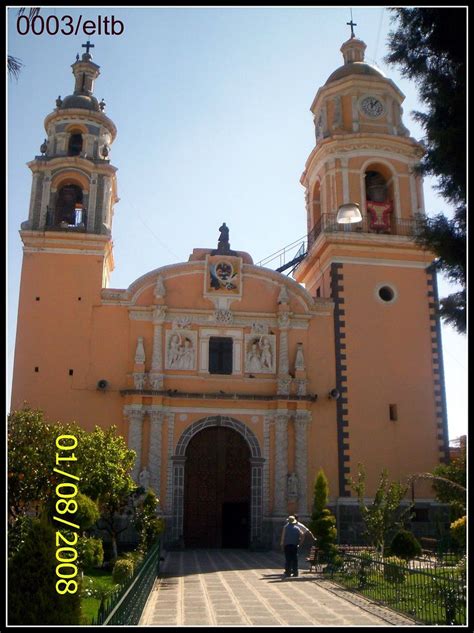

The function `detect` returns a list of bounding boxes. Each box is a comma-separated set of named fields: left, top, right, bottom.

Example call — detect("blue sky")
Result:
left=7, top=6, right=467, bottom=440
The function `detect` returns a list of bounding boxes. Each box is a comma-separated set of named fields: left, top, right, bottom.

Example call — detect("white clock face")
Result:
left=360, top=96, right=384, bottom=118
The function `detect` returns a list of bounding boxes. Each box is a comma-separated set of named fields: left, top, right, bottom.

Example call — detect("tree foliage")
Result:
left=76, top=425, right=137, bottom=560
left=133, top=489, right=165, bottom=551
left=385, top=8, right=466, bottom=333
left=432, top=446, right=466, bottom=520
left=8, top=8, right=41, bottom=79
left=350, top=464, right=413, bottom=554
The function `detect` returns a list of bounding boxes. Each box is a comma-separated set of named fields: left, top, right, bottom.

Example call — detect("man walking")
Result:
left=280, top=515, right=304, bottom=578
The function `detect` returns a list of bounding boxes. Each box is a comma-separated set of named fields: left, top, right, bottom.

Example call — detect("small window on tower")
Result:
left=209, top=337, right=233, bottom=375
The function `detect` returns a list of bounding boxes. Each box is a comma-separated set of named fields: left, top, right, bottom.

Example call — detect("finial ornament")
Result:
left=347, top=9, right=357, bottom=38
left=56, top=95, right=63, bottom=108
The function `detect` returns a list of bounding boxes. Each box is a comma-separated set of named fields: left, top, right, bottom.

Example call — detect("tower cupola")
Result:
left=21, top=42, right=118, bottom=248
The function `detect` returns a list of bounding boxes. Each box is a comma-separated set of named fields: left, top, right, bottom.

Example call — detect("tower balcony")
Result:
left=308, top=213, right=422, bottom=249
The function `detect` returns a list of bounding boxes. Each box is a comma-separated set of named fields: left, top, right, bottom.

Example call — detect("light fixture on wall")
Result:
left=336, top=202, right=362, bottom=224
left=328, top=388, right=340, bottom=400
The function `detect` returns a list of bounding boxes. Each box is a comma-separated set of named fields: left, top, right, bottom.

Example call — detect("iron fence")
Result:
left=326, top=550, right=466, bottom=625
left=92, top=539, right=161, bottom=625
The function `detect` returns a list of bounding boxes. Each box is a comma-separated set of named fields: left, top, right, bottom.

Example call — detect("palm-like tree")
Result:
left=8, top=8, right=41, bottom=79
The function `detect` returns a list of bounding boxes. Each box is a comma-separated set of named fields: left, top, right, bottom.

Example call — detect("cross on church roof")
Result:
left=82, top=40, right=94, bottom=55
left=347, top=10, right=357, bottom=38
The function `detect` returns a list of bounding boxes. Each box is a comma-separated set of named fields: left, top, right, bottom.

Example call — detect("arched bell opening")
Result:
left=67, top=132, right=83, bottom=157
left=364, top=165, right=395, bottom=233
left=53, top=184, right=85, bottom=227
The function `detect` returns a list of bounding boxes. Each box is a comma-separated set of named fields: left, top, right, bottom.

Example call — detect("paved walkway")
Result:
left=140, top=549, right=415, bottom=626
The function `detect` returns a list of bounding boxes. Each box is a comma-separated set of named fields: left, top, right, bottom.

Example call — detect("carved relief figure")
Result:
left=167, top=333, right=195, bottom=370
left=247, top=343, right=262, bottom=372
left=168, top=334, right=181, bottom=368
left=260, top=336, right=273, bottom=369
left=245, top=335, right=275, bottom=373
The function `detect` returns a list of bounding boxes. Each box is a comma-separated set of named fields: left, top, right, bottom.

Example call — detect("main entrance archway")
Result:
left=184, top=426, right=251, bottom=548
left=171, top=416, right=264, bottom=548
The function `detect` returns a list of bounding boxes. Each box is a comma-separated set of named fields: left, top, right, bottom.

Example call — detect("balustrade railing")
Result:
left=308, top=213, right=422, bottom=248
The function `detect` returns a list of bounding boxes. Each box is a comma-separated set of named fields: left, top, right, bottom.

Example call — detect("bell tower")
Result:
left=11, top=43, right=119, bottom=410
left=295, top=32, right=449, bottom=498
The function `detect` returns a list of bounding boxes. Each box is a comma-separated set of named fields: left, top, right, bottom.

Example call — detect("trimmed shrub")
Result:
left=356, top=551, right=374, bottom=588
left=112, top=558, right=134, bottom=586
left=390, top=529, right=422, bottom=560
left=383, top=556, right=407, bottom=583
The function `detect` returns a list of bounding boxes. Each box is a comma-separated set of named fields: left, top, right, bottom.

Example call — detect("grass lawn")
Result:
left=81, top=568, right=119, bottom=624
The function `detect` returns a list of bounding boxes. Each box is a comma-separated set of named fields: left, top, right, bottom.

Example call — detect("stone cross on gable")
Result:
left=82, top=40, right=94, bottom=55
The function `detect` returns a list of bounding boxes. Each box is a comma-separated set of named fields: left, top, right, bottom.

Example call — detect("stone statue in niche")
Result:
left=135, top=337, right=146, bottom=365
left=139, top=466, right=150, bottom=490
left=278, top=285, right=290, bottom=305
left=295, top=343, right=305, bottom=371
left=167, top=333, right=195, bottom=370
left=154, top=275, right=166, bottom=299
left=287, top=472, right=298, bottom=499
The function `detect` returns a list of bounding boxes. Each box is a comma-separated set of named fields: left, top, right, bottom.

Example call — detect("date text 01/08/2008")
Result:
left=53, top=435, right=80, bottom=595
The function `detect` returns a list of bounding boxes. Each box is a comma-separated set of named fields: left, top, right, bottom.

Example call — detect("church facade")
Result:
left=11, top=35, right=449, bottom=548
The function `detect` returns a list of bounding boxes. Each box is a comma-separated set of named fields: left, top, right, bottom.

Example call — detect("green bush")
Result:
left=122, top=550, right=144, bottom=570
left=77, top=536, right=104, bottom=571
left=450, top=516, right=466, bottom=550
left=8, top=518, right=82, bottom=624
left=390, top=529, right=422, bottom=560
left=112, top=558, right=134, bottom=586
left=383, top=556, right=407, bottom=583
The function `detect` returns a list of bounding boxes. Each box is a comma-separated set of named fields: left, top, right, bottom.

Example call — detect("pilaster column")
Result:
left=277, top=312, right=292, bottom=395
left=294, top=410, right=311, bottom=516
left=263, top=415, right=272, bottom=514
left=274, top=411, right=289, bottom=515
left=39, top=172, right=51, bottom=227
left=87, top=173, right=98, bottom=232
left=165, top=412, right=175, bottom=513
left=171, top=455, right=186, bottom=543
left=148, top=409, right=164, bottom=497
left=250, top=457, right=265, bottom=545
left=149, top=306, right=167, bottom=390
left=125, top=405, right=145, bottom=482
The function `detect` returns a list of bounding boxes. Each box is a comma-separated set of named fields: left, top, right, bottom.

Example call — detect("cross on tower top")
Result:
left=82, top=40, right=94, bottom=55
left=347, top=9, right=357, bottom=38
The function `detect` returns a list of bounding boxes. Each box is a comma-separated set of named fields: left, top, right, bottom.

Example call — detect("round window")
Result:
left=378, top=286, right=395, bottom=302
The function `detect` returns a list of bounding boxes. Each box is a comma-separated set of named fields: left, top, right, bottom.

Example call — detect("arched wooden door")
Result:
left=183, top=426, right=251, bottom=548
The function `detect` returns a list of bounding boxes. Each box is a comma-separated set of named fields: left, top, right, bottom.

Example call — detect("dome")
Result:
left=325, top=61, right=386, bottom=85
left=60, top=94, right=100, bottom=111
